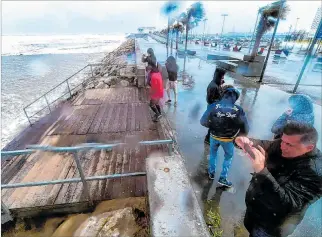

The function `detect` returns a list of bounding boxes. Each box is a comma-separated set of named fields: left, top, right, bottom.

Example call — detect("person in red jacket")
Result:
left=149, top=65, right=164, bottom=122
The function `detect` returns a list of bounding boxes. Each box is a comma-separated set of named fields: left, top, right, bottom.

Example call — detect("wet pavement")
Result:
left=137, top=37, right=322, bottom=237
left=152, top=34, right=322, bottom=102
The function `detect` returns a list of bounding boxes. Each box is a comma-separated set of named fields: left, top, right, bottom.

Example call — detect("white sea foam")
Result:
left=1, top=34, right=126, bottom=148
left=2, top=34, right=126, bottom=56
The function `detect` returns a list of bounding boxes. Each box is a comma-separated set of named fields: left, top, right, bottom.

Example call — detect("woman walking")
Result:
left=165, top=56, right=179, bottom=106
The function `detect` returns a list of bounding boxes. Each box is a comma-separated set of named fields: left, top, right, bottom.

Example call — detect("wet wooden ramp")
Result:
left=1, top=87, right=169, bottom=217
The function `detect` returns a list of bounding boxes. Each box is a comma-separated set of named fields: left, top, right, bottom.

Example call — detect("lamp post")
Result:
left=248, top=8, right=261, bottom=54
left=220, top=14, right=228, bottom=48
left=293, top=19, right=322, bottom=93
left=284, top=24, right=292, bottom=49
left=294, top=17, right=300, bottom=33
left=202, top=18, right=208, bottom=43
left=259, top=0, right=286, bottom=83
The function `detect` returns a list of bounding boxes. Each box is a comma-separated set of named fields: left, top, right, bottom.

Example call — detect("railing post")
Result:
left=90, top=65, right=94, bottom=78
left=168, top=142, right=173, bottom=156
left=66, top=80, right=72, bottom=98
left=23, top=108, right=32, bottom=126
left=72, top=152, right=93, bottom=205
left=44, top=95, right=52, bottom=113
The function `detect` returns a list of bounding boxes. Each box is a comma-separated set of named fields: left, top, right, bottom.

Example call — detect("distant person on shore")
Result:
left=205, top=67, right=226, bottom=145
left=200, top=87, right=249, bottom=186
left=149, top=64, right=164, bottom=122
left=235, top=122, right=322, bottom=237
left=271, top=94, right=314, bottom=139
left=165, top=56, right=179, bottom=106
left=142, top=48, right=158, bottom=86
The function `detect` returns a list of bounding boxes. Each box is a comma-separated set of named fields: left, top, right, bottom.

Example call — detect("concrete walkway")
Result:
left=138, top=37, right=322, bottom=237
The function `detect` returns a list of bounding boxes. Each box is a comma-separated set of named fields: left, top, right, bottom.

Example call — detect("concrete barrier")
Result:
left=135, top=39, right=146, bottom=88
left=146, top=155, right=211, bottom=237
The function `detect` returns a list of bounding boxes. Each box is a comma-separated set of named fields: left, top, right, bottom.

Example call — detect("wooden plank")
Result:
left=91, top=149, right=110, bottom=201
left=71, top=150, right=99, bottom=203
left=88, top=105, right=108, bottom=134
left=77, top=106, right=99, bottom=134
left=101, top=104, right=116, bottom=133
left=135, top=104, right=140, bottom=131
left=126, top=102, right=133, bottom=132
left=25, top=153, right=72, bottom=207
left=111, top=144, right=125, bottom=199
left=103, top=134, right=117, bottom=200
left=107, top=104, right=121, bottom=133
left=118, top=104, right=128, bottom=132
left=71, top=115, right=87, bottom=135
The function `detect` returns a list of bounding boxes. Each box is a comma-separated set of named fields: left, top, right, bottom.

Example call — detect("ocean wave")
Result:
left=2, top=34, right=126, bottom=56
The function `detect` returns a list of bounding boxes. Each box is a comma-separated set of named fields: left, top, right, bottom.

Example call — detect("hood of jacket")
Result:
left=289, top=94, right=313, bottom=114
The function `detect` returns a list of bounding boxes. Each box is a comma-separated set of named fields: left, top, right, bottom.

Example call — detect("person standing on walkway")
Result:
left=235, top=122, right=322, bottom=237
left=204, top=67, right=226, bottom=145
left=200, top=87, right=249, bottom=186
left=142, top=48, right=158, bottom=86
left=149, top=64, right=164, bottom=122
left=271, top=94, right=314, bottom=139
left=165, top=56, right=179, bottom=106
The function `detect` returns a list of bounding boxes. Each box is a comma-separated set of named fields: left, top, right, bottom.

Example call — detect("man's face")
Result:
left=280, top=134, right=314, bottom=158
left=221, top=76, right=225, bottom=85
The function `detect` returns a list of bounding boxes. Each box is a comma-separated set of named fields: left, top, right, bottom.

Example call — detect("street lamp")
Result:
left=294, top=17, right=300, bottom=33
left=220, top=14, right=228, bottom=47
left=202, top=18, right=208, bottom=43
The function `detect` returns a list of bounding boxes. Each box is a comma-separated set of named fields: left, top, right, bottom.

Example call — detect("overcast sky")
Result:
left=2, top=1, right=321, bottom=35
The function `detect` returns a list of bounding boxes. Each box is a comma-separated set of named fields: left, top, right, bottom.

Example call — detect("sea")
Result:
left=1, top=34, right=126, bottom=148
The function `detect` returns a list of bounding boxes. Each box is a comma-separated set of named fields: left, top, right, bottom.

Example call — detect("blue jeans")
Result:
left=208, top=136, right=234, bottom=179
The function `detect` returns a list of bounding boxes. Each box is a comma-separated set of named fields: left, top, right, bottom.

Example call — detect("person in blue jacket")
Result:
left=271, top=94, right=314, bottom=139
left=200, top=86, right=249, bottom=187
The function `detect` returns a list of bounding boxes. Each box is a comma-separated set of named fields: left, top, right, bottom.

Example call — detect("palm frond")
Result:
left=161, top=1, right=180, bottom=16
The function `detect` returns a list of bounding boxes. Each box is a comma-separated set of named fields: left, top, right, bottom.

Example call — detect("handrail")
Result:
left=1, top=139, right=174, bottom=210
left=23, top=63, right=129, bottom=126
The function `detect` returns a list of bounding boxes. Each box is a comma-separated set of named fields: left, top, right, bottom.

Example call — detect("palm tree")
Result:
left=180, top=2, right=205, bottom=52
left=172, top=21, right=184, bottom=49
left=250, top=1, right=289, bottom=58
left=161, top=2, right=180, bottom=47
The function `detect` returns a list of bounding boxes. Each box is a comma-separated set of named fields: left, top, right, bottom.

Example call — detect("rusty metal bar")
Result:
left=44, top=95, right=52, bottom=113
left=72, top=152, right=93, bottom=205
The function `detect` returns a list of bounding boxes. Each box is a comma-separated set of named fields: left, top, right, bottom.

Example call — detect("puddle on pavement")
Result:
left=2, top=197, right=148, bottom=237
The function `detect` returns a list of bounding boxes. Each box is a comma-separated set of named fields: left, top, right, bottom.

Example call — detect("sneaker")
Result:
left=166, top=100, right=172, bottom=104
left=208, top=172, right=215, bottom=180
left=153, top=114, right=162, bottom=122
left=218, top=178, right=233, bottom=188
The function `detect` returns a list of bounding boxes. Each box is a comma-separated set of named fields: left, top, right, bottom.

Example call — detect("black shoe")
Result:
left=218, top=178, right=233, bottom=188
left=166, top=100, right=172, bottom=104
left=208, top=172, right=215, bottom=180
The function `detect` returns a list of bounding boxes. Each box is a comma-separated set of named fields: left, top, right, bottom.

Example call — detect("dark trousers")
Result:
left=150, top=99, right=161, bottom=116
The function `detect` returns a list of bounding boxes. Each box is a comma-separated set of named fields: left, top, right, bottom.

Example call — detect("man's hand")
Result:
left=235, top=136, right=253, bottom=150
left=249, top=145, right=266, bottom=173
left=235, top=136, right=266, bottom=172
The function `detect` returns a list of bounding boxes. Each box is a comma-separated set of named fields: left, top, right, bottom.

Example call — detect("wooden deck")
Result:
left=1, top=87, right=168, bottom=217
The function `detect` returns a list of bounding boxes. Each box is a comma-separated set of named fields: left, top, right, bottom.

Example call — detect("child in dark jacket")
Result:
left=200, top=87, right=249, bottom=187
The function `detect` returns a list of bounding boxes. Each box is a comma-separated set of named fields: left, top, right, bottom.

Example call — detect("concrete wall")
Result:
left=135, top=39, right=146, bottom=88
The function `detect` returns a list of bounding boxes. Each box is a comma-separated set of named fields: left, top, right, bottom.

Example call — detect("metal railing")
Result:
left=1, top=139, right=174, bottom=219
left=23, top=63, right=126, bottom=126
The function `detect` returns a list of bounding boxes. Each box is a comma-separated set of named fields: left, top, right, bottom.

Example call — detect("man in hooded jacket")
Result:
left=204, top=67, right=226, bottom=144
